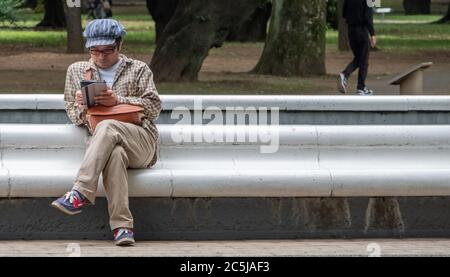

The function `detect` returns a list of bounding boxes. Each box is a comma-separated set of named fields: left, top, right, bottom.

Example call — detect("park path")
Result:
left=1, top=239, right=450, bottom=257
left=0, top=45, right=448, bottom=94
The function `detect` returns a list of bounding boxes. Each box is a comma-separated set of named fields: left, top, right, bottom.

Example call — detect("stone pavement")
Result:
left=1, top=239, right=450, bottom=257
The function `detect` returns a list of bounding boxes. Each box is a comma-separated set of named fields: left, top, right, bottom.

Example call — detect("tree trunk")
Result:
left=150, top=0, right=263, bottom=82
left=146, top=0, right=179, bottom=45
left=403, top=0, right=431, bottom=15
left=337, top=0, right=349, bottom=51
left=64, top=3, right=84, bottom=53
left=36, top=0, right=66, bottom=28
left=253, top=0, right=326, bottom=76
left=147, top=0, right=270, bottom=45
left=436, top=3, right=450, bottom=23
left=226, top=1, right=271, bottom=42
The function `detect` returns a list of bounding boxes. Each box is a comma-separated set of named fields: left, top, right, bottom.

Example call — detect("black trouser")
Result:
left=343, top=26, right=370, bottom=91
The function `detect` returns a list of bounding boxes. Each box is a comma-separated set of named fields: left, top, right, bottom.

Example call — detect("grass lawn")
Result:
left=1, top=6, right=449, bottom=54
left=327, top=23, right=450, bottom=52
left=2, top=22, right=449, bottom=54
left=381, top=0, right=448, bottom=14
left=375, top=14, right=443, bottom=22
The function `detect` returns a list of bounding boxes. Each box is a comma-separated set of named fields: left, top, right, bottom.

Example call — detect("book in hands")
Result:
left=80, top=80, right=108, bottom=108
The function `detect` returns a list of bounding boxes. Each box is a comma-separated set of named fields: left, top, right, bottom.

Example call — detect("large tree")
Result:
left=337, top=0, right=349, bottom=51
left=253, top=0, right=327, bottom=76
left=436, top=2, right=450, bottom=23
left=150, top=0, right=264, bottom=82
left=64, top=2, right=84, bottom=53
left=36, top=0, right=66, bottom=28
left=147, top=0, right=271, bottom=45
left=226, top=1, right=271, bottom=42
left=403, top=0, right=431, bottom=15
left=146, top=0, right=179, bottom=44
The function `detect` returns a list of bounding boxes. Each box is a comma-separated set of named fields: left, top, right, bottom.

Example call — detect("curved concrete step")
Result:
left=1, top=124, right=450, bottom=198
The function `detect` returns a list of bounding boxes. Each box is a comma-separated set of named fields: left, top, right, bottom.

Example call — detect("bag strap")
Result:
left=84, top=68, right=92, bottom=80
left=84, top=68, right=93, bottom=113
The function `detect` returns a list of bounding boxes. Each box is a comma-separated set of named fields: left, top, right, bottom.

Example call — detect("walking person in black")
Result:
left=338, top=0, right=377, bottom=96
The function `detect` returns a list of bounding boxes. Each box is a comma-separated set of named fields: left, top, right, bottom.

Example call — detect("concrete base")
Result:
left=2, top=197, right=450, bottom=240
left=399, top=70, right=424, bottom=95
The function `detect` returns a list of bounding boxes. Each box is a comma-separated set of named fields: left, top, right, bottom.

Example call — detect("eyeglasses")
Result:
left=89, top=44, right=117, bottom=56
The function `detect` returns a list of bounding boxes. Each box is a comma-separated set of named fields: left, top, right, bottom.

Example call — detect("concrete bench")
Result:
left=389, top=62, right=433, bottom=95
left=3, top=96, right=450, bottom=240
left=1, top=123, right=450, bottom=198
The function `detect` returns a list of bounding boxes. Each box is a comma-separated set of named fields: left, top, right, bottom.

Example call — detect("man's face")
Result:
left=89, top=43, right=120, bottom=69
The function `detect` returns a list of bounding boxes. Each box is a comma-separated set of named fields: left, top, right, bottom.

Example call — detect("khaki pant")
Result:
left=73, top=119, right=156, bottom=230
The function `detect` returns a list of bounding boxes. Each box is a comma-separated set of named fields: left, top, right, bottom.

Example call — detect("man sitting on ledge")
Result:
left=51, top=19, right=161, bottom=246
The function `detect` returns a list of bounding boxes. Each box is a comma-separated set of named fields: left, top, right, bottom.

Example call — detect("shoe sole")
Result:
left=51, top=201, right=82, bottom=216
left=115, top=237, right=135, bottom=247
left=337, top=75, right=347, bottom=94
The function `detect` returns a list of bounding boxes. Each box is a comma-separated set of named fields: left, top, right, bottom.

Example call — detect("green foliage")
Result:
left=0, top=0, right=22, bottom=23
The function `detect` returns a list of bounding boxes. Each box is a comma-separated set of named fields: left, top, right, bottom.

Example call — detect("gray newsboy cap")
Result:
left=83, top=19, right=127, bottom=48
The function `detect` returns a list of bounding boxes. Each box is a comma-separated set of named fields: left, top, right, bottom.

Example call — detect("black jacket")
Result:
left=343, top=0, right=375, bottom=36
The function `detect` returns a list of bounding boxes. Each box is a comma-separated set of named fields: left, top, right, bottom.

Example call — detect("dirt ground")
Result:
left=0, top=44, right=449, bottom=94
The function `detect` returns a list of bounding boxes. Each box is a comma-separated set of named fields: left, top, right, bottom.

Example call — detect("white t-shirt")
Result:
left=98, top=58, right=122, bottom=88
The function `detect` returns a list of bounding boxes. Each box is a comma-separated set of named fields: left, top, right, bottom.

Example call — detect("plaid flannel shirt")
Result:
left=64, top=54, right=161, bottom=167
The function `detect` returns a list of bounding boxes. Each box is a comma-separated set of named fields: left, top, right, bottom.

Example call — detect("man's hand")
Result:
left=75, top=90, right=86, bottom=110
left=95, top=89, right=118, bottom=107
left=370, top=36, right=377, bottom=48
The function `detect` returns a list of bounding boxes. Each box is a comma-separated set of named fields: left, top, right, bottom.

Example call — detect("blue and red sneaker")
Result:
left=113, top=228, right=135, bottom=246
left=51, top=189, right=88, bottom=215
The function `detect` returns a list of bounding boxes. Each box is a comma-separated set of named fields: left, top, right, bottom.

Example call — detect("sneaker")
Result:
left=357, top=87, right=374, bottom=96
left=51, top=189, right=88, bottom=215
left=113, top=228, right=135, bottom=246
left=337, top=73, right=348, bottom=94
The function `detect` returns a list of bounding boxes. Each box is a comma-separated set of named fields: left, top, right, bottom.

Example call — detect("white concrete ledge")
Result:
left=316, top=125, right=450, bottom=146
left=3, top=124, right=450, bottom=148
left=0, top=95, right=64, bottom=110
left=2, top=94, right=450, bottom=111
left=156, top=95, right=450, bottom=111
left=1, top=124, right=450, bottom=198
left=0, top=125, right=87, bottom=148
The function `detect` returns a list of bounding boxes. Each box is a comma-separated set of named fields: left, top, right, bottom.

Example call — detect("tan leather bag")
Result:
left=86, top=104, right=144, bottom=132
left=83, top=69, right=144, bottom=133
